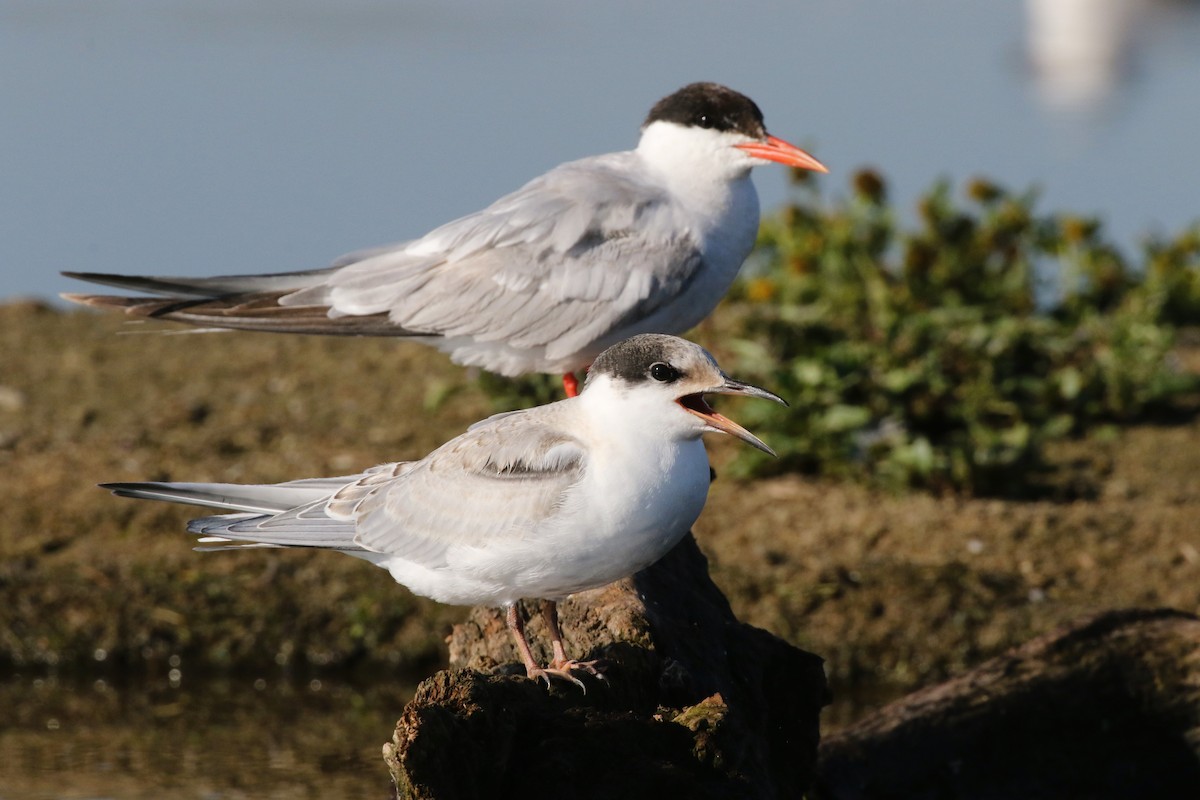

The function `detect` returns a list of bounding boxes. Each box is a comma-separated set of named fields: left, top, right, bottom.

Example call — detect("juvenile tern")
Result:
left=63, top=82, right=825, bottom=397
left=100, top=334, right=785, bottom=685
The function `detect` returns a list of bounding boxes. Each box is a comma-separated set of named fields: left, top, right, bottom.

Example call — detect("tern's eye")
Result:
left=696, top=113, right=714, bottom=129
left=649, top=362, right=679, bottom=383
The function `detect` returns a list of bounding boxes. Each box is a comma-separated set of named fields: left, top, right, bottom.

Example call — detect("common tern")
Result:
left=100, top=334, right=785, bottom=685
left=63, top=82, right=825, bottom=397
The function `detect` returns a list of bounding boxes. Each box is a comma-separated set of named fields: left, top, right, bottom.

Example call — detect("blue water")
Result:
left=2, top=0, right=1198, bottom=302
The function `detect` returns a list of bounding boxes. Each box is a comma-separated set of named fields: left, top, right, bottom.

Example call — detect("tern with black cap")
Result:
left=64, top=83, right=825, bottom=397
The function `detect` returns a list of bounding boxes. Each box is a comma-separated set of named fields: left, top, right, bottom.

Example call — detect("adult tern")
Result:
left=64, top=83, right=825, bottom=396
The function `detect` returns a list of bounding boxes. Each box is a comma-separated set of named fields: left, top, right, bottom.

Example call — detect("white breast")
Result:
left=403, top=425, right=711, bottom=607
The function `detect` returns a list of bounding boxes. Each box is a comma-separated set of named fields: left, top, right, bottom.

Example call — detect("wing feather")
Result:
left=319, top=152, right=706, bottom=358
left=63, top=150, right=711, bottom=373
left=102, top=477, right=354, bottom=514
left=348, top=405, right=586, bottom=566
left=103, top=409, right=585, bottom=575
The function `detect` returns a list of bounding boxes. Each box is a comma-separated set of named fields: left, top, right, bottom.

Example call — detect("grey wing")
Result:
left=102, top=473, right=373, bottom=551
left=337, top=408, right=587, bottom=568
left=103, top=475, right=356, bottom=514
left=302, top=152, right=706, bottom=362
left=64, top=152, right=705, bottom=354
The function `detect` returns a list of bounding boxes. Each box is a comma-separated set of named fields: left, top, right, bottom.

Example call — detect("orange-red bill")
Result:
left=735, top=135, right=828, bottom=172
left=695, top=408, right=777, bottom=457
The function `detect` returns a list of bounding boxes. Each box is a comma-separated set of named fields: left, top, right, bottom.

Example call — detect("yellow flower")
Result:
left=746, top=277, right=777, bottom=302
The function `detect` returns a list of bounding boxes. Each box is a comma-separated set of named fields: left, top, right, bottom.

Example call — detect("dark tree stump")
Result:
left=383, top=533, right=829, bottom=800
left=815, top=608, right=1200, bottom=800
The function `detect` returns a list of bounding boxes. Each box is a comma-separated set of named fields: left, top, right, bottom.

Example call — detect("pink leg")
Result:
left=505, top=604, right=551, bottom=686
left=503, top=602, right=600, bottom=691
left=541, top=599, right=572, bottom=666
left=540, top=600, right=607, bottom=684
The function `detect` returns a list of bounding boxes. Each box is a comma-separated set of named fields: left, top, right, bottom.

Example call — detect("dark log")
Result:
left=383, top=533, right=830, bottom=800
left=816, top=608, right=1200, bottom=800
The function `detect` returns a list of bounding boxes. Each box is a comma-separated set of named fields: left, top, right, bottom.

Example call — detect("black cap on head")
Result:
left=643, top=83, right=767, bottom=139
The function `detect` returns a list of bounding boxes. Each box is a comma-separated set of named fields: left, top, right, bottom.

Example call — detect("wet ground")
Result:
left=1, top=672, right=413, bottom=799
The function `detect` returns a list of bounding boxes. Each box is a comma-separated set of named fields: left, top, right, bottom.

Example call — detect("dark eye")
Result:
left=697, top=113, right=714, bottom=129
left=649, top=362, right=679, bottom=382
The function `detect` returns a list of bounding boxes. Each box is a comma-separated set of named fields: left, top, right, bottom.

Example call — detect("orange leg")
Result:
left=562, top=373, right=580, bottom=398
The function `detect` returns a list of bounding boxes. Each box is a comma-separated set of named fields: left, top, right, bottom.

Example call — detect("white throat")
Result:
left=633, top=120, right=763, bottom=254
left=577, top=375, right=704, bottom=454
left=636, top=121, right=756, bottom=190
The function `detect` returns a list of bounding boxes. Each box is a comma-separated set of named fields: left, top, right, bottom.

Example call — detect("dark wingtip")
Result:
left=61, top=271, right=118, bottom=282
left=99, top=481, right=147, bottom=497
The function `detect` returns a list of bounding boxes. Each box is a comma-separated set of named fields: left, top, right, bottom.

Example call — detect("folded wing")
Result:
left=63, top=152, right=706, bottom=367
left=103, top=407, right=587, bottom=570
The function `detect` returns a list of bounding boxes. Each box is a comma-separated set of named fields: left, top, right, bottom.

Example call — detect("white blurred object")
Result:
left=1026, top=0, right=1146, bottom=110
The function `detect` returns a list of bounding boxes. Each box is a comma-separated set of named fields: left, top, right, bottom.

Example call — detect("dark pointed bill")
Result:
left=735, top=135, right=828, bottom=173
left=678, top=378, right=787, bottom=456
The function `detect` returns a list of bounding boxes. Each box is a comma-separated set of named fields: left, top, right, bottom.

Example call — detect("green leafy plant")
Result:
left=722, top=171, right=1198, bottom=493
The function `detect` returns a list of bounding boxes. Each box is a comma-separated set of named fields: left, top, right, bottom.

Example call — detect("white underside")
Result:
left=379, top=432, right=710, bottom=606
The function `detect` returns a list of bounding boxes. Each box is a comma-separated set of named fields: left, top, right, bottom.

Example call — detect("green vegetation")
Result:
left=487, top=172, right=1200, bottom=494
left=724, top=171, right=1199, bottom=493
